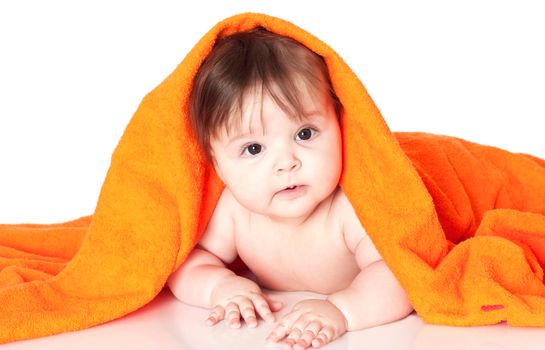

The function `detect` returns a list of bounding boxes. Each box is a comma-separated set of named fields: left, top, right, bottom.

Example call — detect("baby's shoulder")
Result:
left=333, top=188, right=383, bottom=266
left=197, top=187, right=241, bottom=264
left=214, top=187, right=249, bottom=228
left=330, top=187, right=367, bottom=249
left=328, top=186, right=356, bottom=221
left=318, top=187, right=357, bottom=234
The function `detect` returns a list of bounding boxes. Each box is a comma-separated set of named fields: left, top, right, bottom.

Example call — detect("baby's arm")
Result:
left=326, top=201, right=414, bottom=331
left=167, top=189, right=282, bottom=327
left=266, top=196, right=413, bottom=350
left=167, top=247, right=236, bottom=308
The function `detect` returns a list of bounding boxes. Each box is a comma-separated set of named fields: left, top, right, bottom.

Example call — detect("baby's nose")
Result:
left=274, top=156, right=301, bottom=174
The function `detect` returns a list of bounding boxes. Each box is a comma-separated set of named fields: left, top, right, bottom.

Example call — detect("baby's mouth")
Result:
left=275, top=185, right=306, bottom=199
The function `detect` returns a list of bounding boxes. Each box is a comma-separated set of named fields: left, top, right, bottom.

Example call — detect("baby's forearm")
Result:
left=167, top=247, right=237, bottom=308
left=327, top=260, right=413, bottom=331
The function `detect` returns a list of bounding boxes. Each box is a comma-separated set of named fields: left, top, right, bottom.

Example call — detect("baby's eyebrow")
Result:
left=302, top=110, right=328, bottom=123
left=227, top=131, right=253, bottom=144
left=303, top=110, right=321, bottom=117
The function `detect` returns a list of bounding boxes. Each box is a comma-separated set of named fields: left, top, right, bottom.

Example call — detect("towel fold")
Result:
left=2, top=12, right=545, bottom=343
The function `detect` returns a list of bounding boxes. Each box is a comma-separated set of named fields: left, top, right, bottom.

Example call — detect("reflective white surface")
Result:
left=4, top=287, right=545, bottom=350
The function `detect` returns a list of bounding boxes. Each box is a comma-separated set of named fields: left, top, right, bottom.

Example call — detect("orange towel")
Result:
left=1, top=12, right=545, bottom=343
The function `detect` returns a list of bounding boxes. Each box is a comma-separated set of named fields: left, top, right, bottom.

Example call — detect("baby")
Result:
left=167, top=28, right=413, bottom=350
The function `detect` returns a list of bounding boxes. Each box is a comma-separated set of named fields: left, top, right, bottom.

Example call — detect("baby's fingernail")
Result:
left=273, top=302, right=284, bottom=310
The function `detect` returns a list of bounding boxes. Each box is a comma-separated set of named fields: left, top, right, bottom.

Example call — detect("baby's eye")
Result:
left=241, top=143, right=262, bottom=156
left=295, top=127, right=316, bottom=141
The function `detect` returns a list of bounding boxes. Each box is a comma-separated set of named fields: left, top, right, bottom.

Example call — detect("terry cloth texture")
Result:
left=1, top=12, right=545, bottom=343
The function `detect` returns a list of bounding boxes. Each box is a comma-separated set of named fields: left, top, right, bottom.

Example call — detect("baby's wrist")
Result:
left=205, top=268, right=237, bottom=306
left=326, top=294, right=351, bottom=330
left=210, top=274, right=260, bottom=306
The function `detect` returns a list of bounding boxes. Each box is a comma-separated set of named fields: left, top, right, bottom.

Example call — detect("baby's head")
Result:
left=189, top=28, right=343, bottom=223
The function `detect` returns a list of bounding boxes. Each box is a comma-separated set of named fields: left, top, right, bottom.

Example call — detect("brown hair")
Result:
left=188, top=27, right=342, bottom=160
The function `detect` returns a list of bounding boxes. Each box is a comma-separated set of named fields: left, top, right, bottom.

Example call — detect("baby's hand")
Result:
left=207, top=275, right=284, bottom=328
left=266, top=299, right=347, bottom=350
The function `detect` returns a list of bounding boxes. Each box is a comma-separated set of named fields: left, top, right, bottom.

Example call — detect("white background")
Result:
left=0, top=0, right=543, bottom=223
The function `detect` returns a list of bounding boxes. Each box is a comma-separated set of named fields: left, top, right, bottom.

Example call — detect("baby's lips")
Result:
left=275, top=183, right=300, bottom=193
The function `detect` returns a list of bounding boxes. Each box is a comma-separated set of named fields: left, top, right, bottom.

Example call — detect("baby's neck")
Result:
left=256, top=212, right=315, bottom=231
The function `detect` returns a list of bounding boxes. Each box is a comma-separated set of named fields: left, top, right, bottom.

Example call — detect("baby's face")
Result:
left=209, top=84, right=342, bottom=224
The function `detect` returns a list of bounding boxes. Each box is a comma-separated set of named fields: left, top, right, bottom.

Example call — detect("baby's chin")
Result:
left=251, top=200, right=323, bottom=225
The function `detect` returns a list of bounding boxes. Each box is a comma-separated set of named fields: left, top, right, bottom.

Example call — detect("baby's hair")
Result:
left=189, top=27, right=342, bottom=161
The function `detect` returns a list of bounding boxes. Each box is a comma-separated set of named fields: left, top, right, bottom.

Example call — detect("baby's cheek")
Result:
left=314, top=157, right=341, bottom=190
left=235, top=188, right=270, bottom=214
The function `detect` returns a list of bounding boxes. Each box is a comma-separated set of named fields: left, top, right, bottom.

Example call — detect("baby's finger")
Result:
left=248, top=294, right=275, bottom=323
left=237, top=298, right=258, bottom=328
left=267, top=307, right=302, bottom=343
left=271, top=300, right=284, bottom=312
left=266, top=322, right=290, bottom=344
left=286, top=327, right=303, bottom=348
left=263, top=293, right=285, bottom=312
left=311, top=325, right=334, bottom=348
left=296, top=320, right=321, bottom=350
left=287, top=316, right=311, bottom=347
left=225, top=302, right=241, bottom=328
left=206, top=305, right=225, bottom=326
